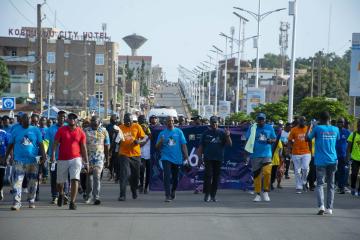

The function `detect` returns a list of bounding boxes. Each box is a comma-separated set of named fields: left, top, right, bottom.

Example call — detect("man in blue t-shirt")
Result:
left=308, top=111, right=340, bottom=215
left=245, top=113, right=276, bottom=202
left=0, top=129, right=10, bottom=201
left=4, top=113, right=47, bottom=210
left=156, top=116, right=189, bottom=202
left=197, top=116, right=232, bottom=202
left=44, top=110, right=69, bottom=204
left=335, top=117, right=351, bottom=194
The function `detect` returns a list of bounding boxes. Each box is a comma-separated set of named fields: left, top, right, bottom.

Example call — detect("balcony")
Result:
left=0, top=55, right=36, bottom=65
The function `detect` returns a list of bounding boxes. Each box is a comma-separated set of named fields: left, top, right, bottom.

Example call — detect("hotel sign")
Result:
left=8, top=27, right=111, bottom=41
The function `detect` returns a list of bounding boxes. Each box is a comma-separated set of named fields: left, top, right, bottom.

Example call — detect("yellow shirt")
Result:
left=272, top=140, right=283, bottom=166
left=119, top=123, right=145, bottom=157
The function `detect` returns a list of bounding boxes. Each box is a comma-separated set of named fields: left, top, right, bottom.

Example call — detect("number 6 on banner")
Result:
left=188, top=147, right=199, bottom=167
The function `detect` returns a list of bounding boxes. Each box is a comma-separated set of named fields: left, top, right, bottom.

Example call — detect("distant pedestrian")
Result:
left=288, top=116, right=312, bottom=194
left=156, top=116, right=189, bottom=202
left=245, top=113, right=276, bottom=202
left=138, top=115, right=151, bottom=194
left=347, top=119, right=360, bottom=196
left=307, top=111, right=339, bottom=215
left=197, top=116, right=232, bottom=202
left=0, top=128, right=10, bottom=201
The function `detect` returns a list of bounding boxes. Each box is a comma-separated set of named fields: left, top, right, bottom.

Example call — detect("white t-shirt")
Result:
left=141, top=135, right=151, bottom=159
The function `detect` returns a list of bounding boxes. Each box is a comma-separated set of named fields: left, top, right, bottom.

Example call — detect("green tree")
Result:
left=226, top=111, right=251, bottom=124
left=250, top=98, right=288, bottom=123
left=0, top=59, right=10, bottom=95
left=297, top=97, right=353, bottom=121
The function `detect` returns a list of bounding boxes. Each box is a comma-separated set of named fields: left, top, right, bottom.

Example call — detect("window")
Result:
left=95, top=73, right=104, bottom=84
left=11, top=49, right=17, bottom=56
left=95, top=54, right=104, bottom=65
left=64, top=52, right=69, bottom=58
left=95, top=91, right=103, bottom=100
left=47, top=52, right=56, bottom=63
left=64, top=71, right=69, bottom=76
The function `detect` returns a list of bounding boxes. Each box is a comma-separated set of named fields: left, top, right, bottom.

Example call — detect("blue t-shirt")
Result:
left=2, top=125, right=12, bottom=134
left=39, top=127, right=48, bottom=140
left=9, top=126, right=43, bottom=163
left=308, top=125, right=340, bottom=166
left=336, top=128, right=351, bottom=159
left=0, top=129, right=10, bottom=158
left=246, top=124, right=276, bottom=159
left=156, top=128, right=187, bottom=165
left=45, top=124, right=62, bottom=159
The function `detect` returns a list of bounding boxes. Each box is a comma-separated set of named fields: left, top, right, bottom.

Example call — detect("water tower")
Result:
left=123, top=34, right=147, bottom=56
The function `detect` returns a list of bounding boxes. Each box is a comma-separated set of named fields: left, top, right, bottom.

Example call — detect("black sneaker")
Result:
left=69, top=201, right=77, bottom=210
left=170, top=190, right=176, bottom=200
left=132, top=191, right=138, bottom=200
left=204, top=194, right=210, bottom=202
left=144, top=189, right=148, bottom=194
left=51, top=197, right=58, bottom=204
left=57, top=195, right=63, bottom=207
left=164, top=196, right=172, bottom=202
left=64, top=195, right=69, bottom=205
left=94, top=199, right=101, bottom=205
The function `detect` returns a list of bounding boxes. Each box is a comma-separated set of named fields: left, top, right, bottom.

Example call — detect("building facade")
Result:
left=0, top=30, right=118, bottom=117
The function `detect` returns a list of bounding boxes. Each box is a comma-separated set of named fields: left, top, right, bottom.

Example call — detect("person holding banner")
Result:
left=197, top=116, right=232, bottom=202
left=245, top=113, right=276, bottom=202
left=156, top=116, right=189, bottom=202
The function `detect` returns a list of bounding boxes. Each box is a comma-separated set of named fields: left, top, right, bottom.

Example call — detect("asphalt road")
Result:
left=154, top=85, right=187, bottom=116
left=0, top=176, right=359, bottom=240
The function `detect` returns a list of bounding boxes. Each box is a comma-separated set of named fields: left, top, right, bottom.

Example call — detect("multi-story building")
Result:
left=0, top=27, right=118, bottom=117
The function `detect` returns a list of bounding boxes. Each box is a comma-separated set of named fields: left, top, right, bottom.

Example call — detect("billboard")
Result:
left=349, top=33, right=360, bottom=97
left=246, top=87, right=265, bottom=114
left=218, top=101, right=231, bottom=119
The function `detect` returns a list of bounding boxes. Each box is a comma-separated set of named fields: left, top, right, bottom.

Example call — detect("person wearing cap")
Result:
left=45, top=110, right=69, bottom=205
left=51, top=113, right=89, bottom=210
left=156, top=116, right=189, bottom=202
left=245, top=113, right=276, bottom=202
left=0, top=126, right=11, bottom=201
left=197, top=116, right=232, bottom=202
left=118, top=113, right=146, bottom=201
left=1, top=115, right=12, bottom=133
left=83, top=116, right=110, bottom=205
left=149, top=115, right=160, bottom=127
left=4, top=113, right=47, bottom=210
left=288, top=116, right=312, bottom=194
left=192, top=115, right=203, bottom=126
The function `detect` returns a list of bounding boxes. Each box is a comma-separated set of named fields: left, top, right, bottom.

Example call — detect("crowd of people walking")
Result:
left=0, top=110, right=359, bottom=216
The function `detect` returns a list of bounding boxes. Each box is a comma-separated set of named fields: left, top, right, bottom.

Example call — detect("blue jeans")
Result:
left=162, top=160, right=179, bottom=197
left=12, top=162, right=38, bottom=205
left=316, top=164, right=337, bottom=209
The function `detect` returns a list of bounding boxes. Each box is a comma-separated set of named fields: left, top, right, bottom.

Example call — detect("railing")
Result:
left=0, top=55, right=36, bottom=62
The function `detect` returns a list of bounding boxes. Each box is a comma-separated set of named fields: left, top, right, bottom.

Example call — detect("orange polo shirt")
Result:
left=288, top=126, right=311, bottom=155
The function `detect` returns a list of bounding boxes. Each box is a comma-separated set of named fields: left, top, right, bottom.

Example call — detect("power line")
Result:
left=8, top=0, right=35, bottom=25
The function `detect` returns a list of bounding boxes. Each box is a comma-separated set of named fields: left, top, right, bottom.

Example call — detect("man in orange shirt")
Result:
left=288, top=116, right=312, bottom=194
left=118, top=113, right=145, bottom=201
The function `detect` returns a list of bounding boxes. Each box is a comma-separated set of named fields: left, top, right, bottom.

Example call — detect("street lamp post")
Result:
left=288, top=0, right=297, bottom=123
left=219, top=32, right=231, bottom=101
left=233, top=12, right=249, bottom=113
left=234, top=1, right=286, bottom=88
left=211, top=45, right=223, bottom=115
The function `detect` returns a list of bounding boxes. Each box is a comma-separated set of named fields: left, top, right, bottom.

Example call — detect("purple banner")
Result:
left=149, top=125, right=253, bottom=191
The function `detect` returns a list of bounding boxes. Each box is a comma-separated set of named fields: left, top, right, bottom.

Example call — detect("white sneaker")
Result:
left=85, top=197, right=93, bottom=204
left=325, top=209, right=333, bottom=215
left=262, top=192, right=270, bottom=202
left=0, top=190, right=3, bottom=201
left=253, top=194, right=262, bottom=202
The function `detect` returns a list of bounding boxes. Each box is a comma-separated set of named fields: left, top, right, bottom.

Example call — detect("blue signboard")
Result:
left=2, top=97, right=16, bottom=110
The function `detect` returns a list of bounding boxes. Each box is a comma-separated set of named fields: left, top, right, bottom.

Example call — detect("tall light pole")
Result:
left=233, top=12, right=249, bottom=113
left=234, top=1, right=286, bottom=88
left=288, top=0, right=297, bottom=123
left=211, top=45, right=223, bottom=115
left=219, top=32, right=230, bottom=101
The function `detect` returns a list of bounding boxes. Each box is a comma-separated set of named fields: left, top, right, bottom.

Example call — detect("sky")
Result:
left=1, top=0, right=359, bottom=82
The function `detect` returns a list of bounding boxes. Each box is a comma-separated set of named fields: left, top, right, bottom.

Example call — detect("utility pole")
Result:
left=83, top=37, right=88, bottom=117
left=311, top=57, right=314, bottom=97
left=37, top=4, right=43, bottom=113
left=47, top=66, right=52, bottom=119
left=317, top=51, right=322, bottom=97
